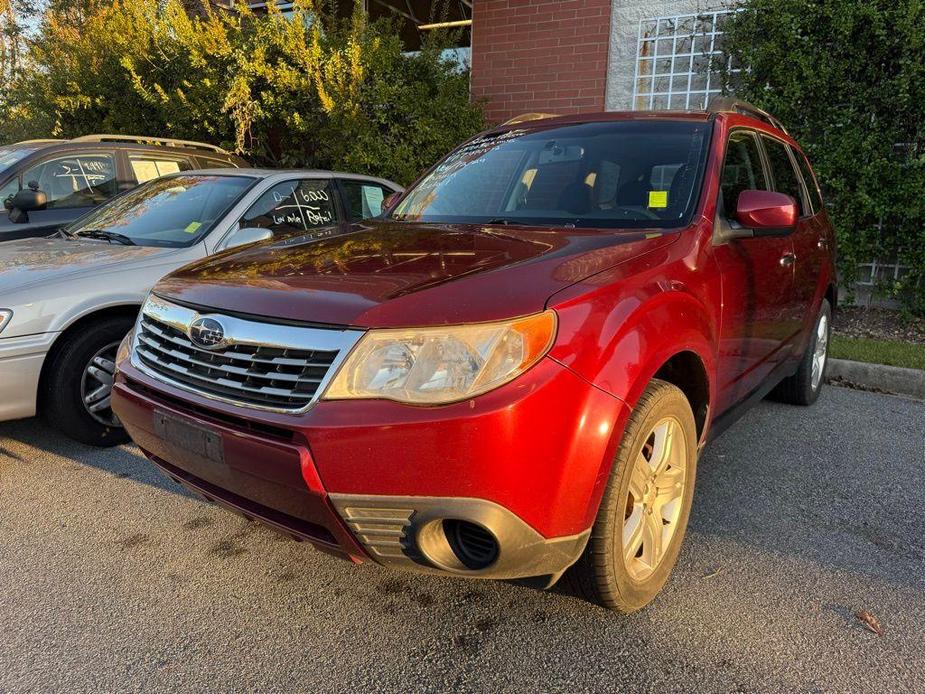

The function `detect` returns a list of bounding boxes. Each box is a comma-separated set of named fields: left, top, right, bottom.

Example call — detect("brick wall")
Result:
left=471, top=0, right=613, bottom=124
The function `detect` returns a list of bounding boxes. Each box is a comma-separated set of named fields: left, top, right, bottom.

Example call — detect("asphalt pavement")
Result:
left=1, top=385, right=923, bottom=693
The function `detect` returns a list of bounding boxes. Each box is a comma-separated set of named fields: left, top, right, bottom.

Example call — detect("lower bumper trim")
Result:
left=330, top=493, right=590, bottom=581
left=148, top=453, right=360, bottom=563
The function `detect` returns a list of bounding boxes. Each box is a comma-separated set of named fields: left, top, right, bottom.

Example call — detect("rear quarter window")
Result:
left=197, top=156, right=241, bottom=169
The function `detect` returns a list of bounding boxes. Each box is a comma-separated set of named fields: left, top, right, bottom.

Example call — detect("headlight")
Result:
left=324, top=311, right=557, bottom=405
left=0, top=310, right=12, bottom=335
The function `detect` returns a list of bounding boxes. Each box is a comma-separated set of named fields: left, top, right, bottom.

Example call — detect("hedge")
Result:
left=720, top=0, right=925, bottom=314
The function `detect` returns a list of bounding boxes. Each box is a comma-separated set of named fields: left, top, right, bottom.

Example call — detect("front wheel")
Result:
left=771, top=298, right=831, bottom=406
left=41, top=316, right=135, bottom=447
left=565, top=379, right=698, bottom=612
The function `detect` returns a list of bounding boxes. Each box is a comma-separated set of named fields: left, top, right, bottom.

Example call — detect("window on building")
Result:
left=632, top=10, right=740, bottom=111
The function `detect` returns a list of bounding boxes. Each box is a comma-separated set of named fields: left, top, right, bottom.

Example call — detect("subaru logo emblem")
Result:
left=189, top=317, right=226, bottom=350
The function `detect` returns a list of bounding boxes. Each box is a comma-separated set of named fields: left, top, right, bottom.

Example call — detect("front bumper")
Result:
left=113, top=354, right=627, bottom=580
left=0, top=332, right=56, bottom=422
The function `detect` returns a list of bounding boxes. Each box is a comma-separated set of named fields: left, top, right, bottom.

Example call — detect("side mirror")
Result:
left=11, top=188, right=48, bottom=213
left=381, top=191, right=402, bottom=215
left=221, top=226, right=273, bottom=251
left=735, top=190, right=797, bottom=236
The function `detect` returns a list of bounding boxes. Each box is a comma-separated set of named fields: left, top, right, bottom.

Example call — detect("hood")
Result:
left=156, top=220, right=679, bottom=328
left=0, top=236, right=176, bottom=294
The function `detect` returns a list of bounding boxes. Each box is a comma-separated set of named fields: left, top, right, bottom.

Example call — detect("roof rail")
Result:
left=501, top=112, right=558, bottom=127
left=707, top=97, right=788, bottom=135
left=16, top=139, right=64, bottom=145
left=69, top=134, right=230, bottom=154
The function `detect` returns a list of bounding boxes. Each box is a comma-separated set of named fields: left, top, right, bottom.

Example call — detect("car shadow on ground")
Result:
left=684, top=388, right=925, bottom=593
left=0, top=416, right=188, bottom=497
left=2, top=387, right=923, bottom=599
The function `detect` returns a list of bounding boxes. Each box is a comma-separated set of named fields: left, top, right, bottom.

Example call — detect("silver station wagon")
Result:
left=0, top=168, right=400, bottom=445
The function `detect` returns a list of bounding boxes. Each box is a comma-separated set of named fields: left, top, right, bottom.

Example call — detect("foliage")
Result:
left=720, top=0, right=925, bottom=314
left=0, top=0, right=484, bottom=186
left=831, top=335, right=925, bottom=371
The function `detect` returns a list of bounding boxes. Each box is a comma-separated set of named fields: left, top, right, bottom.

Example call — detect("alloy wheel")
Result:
left=622, top=417, right=688, bottom=581
left=80, top=341, right=122, bottom=428
left=811, top=313, right=829, bottom=391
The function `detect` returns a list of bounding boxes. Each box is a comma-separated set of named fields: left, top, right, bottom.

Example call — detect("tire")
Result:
left=41, top=315, right=135, bottom=447
left=771, top=299, right=831, bottom=406
left=564, top=379, right=698, bottom=612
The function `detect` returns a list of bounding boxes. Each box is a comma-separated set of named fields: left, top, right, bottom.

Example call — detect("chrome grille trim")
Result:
left=130, top=294, right=364, bottom=414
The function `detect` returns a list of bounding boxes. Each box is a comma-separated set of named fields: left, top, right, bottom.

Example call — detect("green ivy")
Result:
left=720, top=0, right=925, bottom=314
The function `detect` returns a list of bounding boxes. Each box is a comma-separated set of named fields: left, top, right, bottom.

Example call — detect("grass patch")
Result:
left=831, top=336, right=925, bottom=371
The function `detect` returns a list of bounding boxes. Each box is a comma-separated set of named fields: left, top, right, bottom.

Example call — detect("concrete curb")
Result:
left=826, top=358, right=925, bottom=400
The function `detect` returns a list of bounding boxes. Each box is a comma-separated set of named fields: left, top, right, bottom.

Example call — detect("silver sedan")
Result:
left=0, top=168, right=400, bottom=445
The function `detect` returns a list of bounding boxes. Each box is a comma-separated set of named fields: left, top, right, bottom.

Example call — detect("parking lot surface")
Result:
left=1, top=385, right=923, bottom=693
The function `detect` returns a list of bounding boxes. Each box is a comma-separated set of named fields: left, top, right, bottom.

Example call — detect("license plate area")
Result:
left=154, top=409, right=224, bottom=465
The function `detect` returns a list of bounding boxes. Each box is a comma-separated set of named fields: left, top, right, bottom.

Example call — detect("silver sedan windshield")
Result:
left=69, top=174, right=255, bottom=247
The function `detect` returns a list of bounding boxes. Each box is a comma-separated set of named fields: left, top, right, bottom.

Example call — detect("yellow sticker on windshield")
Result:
left=648, top=190, right=668, bottom=209
left=184, top=221, right=202, bottom=234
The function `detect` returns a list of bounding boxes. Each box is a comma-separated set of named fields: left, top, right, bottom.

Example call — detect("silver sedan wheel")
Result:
left=811, top=313, right=829, bottom=391
left=622, top=417, right=688, bottom=582
left=80, top=341, right=121, bottom=428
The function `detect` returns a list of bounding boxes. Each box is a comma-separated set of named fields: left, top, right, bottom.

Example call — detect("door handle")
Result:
left=780, top=252, right=796, bottom=267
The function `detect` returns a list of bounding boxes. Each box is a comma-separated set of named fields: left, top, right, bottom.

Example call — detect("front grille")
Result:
left=135, top=313, right=340, bottom=411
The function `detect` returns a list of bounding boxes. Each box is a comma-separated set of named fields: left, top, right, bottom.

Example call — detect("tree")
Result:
left=720, top=0, right=925, bottom=314
left=1, top=0, right=484, bottom=186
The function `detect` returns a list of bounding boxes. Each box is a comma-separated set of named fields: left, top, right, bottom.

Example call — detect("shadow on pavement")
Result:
left=0, top=416, right=190, bottom=497
left=688, top=387, right=925, bottom=592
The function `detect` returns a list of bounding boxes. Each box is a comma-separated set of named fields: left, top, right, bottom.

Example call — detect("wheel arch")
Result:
left=825, top=282, right=837, bottom=314
left=551, top=285, right=718, bottom=444
left=652, top=350, right=711, bottom=441
left=37, top=304, right=140, bottom=414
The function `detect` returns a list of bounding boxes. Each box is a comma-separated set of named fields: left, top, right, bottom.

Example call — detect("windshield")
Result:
left=68, top=174, right=255, bottom=247
left=391, top=120, right=711, bottom=229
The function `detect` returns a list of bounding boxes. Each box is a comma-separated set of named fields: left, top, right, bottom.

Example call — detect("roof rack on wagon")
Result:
left=69, top=134, right=230, bottom=154
left=707, top=97, right=789, bottom=135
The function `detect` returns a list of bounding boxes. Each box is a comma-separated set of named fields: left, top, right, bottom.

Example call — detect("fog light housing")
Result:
left=417, top=518, right=499, bottom=572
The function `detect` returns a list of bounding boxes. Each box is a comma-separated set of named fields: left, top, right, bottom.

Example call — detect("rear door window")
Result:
left=129, top=154, right=194, bottom=183
left=21, top=153, right=119, bottom=209
left=761, top=136, right=808, bottom=217
left=794, top=151, right=823, bottom=215
left=340, top=179, right=394, bottom=221
left=239, top=179, right=338, bottom=236
left=720, top=130, right=768, bottom=218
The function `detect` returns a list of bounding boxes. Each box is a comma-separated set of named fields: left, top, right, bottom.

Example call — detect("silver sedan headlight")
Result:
left=0, top=310, right=12, bottom=335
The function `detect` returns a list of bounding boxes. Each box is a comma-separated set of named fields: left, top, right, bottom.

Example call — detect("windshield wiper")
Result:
left=75, top=229, right=136, bottom=246
left=485, top=218, right=521, bottom=226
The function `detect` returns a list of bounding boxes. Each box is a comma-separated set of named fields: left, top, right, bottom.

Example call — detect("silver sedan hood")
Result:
left=0, top=236, right=176, bottom=293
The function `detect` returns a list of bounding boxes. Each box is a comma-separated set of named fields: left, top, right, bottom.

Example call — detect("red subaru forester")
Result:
left=112, top=100, right=836, bottom=612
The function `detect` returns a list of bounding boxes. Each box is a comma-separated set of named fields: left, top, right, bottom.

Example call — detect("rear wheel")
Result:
left=565, top=379, right=698, bottom=612
left=42, top=316, right=134, bottom=447
left=771, top=299, right=831, bottom=406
